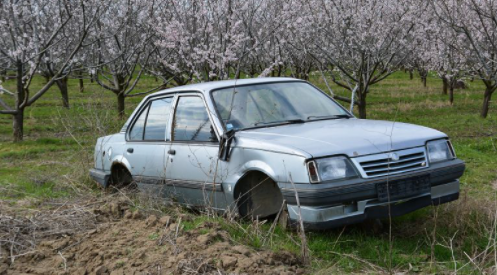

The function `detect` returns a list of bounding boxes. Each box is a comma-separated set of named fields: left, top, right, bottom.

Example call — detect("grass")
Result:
left=1, top=71, right=496, bottom=273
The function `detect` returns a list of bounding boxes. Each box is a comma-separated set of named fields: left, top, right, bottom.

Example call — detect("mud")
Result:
left=1, top=199, right=303, bottom=275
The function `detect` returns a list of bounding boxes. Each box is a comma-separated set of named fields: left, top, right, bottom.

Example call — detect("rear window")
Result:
left=129, top=104, right=149, bottom=141
left=128, top=97, right=173, bottom=141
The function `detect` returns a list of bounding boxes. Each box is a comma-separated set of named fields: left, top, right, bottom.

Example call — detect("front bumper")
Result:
left=283, top=159, right=465, bottom=230
left=288, top=180, right=459, bottom=230
left=281, top=159, right=465, bottom=207
left=89, top=168, right=110, bottom=187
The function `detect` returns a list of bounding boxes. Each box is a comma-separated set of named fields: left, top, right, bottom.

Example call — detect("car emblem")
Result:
left=390, top=152, right=400, bottom=161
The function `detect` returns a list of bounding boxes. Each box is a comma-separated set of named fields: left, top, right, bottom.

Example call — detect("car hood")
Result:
left=235, top=118, right=447, bottom=158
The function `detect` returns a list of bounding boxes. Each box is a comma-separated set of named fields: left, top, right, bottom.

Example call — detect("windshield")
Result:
left=211, top=82, right=350, bottom=130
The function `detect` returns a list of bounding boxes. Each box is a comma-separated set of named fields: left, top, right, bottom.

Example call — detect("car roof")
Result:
left=146, top=77, right=304, bottom=99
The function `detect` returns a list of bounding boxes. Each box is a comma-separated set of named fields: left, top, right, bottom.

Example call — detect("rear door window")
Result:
left=129, top=97, right=173, bottom=141
left=144, top=97, right=173, bottom=140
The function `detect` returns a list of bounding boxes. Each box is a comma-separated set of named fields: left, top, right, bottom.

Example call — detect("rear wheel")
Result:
left=235, top=172, right=284, bottom=219
left=110, top=165, right=135, bottom=190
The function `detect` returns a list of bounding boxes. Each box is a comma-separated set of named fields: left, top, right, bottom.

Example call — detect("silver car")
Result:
left=90, top=78, right=465, bottom=229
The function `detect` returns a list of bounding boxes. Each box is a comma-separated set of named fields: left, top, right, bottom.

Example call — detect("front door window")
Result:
left=172, top=96, right=218, bottom=142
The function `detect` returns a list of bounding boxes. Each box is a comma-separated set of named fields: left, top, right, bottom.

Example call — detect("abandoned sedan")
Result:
left=90, top=78, right=465, bottom=229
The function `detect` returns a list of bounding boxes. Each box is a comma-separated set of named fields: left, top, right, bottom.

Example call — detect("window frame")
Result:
left=171, top=93, right=220, bottom=144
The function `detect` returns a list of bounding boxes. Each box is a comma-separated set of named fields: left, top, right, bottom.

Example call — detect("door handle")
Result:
left=167, top=149, right=176, bottom=155
left=127, top=148, right=134, bottom=153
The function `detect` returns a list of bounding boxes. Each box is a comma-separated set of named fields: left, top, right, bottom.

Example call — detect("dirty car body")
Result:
left=90, top=78, right=465, bottom=230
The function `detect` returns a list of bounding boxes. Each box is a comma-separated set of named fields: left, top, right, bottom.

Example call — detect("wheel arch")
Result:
left=109, top=159, right=133, bottom=188
left=233, top=168, right=284, bottom=218
left=110, top=154, right=132, bottom=172
left=234, top=169, right=271, bottom=195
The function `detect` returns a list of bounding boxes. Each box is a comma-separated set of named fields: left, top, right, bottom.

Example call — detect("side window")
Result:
left=129, top=104, right=149, bottom=141
left=172, top=96, right=217, bottom=142
left=144, top=97, right=173, bottom=140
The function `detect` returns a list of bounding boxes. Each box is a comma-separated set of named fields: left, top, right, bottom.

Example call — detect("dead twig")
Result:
left=58, top=251, right=67, bottom=271
left=289, top=172, right=310, bottom=265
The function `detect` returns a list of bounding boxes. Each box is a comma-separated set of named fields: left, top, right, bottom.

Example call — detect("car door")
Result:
left=125, top=96, right=174, bottom=194
left=165, top=94, right=226, bottom=209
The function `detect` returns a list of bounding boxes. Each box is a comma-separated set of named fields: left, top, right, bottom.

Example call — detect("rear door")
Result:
left=125, top=96, right=174, bottom=193
left=164, top=94, right=226, bottom=209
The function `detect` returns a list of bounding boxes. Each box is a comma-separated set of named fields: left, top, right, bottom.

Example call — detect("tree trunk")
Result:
left=449, top=86, right=454, bottom=105
left=409, top=70, right=413, bottom=80
left=13, top=109, right=24, bottom=142
left=79, top=78, right=84, bottom=93
left=481, top=86, right=493, bottom=118
left=14, top=60, right=25, bottom=142
left=117, top=92, right=125, bottom=119
left=442, top=78, right=448, bottom=95
left=56, top=77, right=69, bottom=108
left=235, top=68, right=241, bottom=79
left=358, top=101, right=367, bottom=119
left=422, top=76, right=427, bottom=87
left=305, top=66, right=312, bottom=81
left=357, top=90, right=367, bottom=119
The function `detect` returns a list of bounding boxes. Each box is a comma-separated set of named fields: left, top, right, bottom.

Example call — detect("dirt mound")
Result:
left=1, top=199, right=303, bottom=275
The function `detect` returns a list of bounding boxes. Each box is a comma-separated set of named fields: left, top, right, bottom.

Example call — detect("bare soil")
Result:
left=0, top=197, right=303, bottom=275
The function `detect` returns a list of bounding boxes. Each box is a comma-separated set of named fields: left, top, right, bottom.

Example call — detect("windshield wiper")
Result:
left=307, top=114, right=351, bottom=120
left=253, top=118, right=306, bottom=126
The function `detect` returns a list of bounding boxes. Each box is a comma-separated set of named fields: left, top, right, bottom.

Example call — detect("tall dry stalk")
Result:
left=288, top=172, right=310, bottom=265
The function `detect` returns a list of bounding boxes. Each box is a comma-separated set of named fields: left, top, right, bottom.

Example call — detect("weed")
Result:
left=114, top=260, right=125, bottom=268
left=148, top=233, right=159, bottom=240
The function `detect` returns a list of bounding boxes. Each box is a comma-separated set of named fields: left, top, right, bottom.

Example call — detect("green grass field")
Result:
left=1, top=72, right=496, bottom=273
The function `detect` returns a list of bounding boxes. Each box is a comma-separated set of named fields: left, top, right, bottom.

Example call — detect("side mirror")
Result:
left=218, top=129, right=235, bottom=161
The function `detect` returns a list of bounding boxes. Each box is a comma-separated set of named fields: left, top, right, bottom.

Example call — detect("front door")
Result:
left=165, top=94, right=226, bottom=209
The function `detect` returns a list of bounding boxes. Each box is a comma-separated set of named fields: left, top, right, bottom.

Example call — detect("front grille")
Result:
left=352, top=147, right=428, bottom=178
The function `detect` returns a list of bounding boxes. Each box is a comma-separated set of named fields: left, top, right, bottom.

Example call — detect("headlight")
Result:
left=426, top=139, right=455, bottom=163
left=307, top=156, right=358, bottom=183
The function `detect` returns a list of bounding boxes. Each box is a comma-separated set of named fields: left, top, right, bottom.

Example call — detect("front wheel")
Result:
left=236, top=172, right=284, bottom=219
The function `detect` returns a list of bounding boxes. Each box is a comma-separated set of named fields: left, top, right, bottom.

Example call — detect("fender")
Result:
left=238, top=160, right=279, bottom=183
left=110, top=154, right=132, bottom=173
left=219, top=160, right=277, bottom=204
left=232, top=161, right=278, bottom=194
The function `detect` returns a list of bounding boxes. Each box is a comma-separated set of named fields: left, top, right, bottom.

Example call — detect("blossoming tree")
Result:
left=0, top=0, right=103, bottom=141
